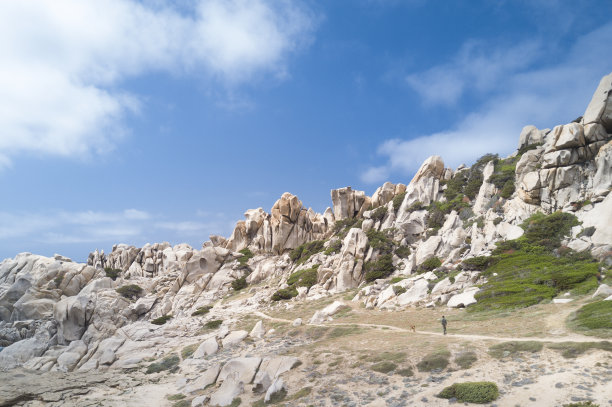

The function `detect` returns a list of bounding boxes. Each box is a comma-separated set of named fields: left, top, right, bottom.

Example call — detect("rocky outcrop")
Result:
left=224, top=193, right=331, bottom=254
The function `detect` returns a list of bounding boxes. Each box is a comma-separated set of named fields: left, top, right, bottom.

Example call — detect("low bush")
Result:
left=166, top=394, right=185, bottom=401
left=547, top=341, right=612, bottom=358
left=324, top=239, right=342, bottom=255
left=116, top=284, right=143, bottom=299
left=419, top=257, right=441, bottom=272
left=394, top=245, right=411, bottom=258
left=371, top=361, right=397, bottom=374
left=488, top=341, right=543, bottom=359
left=289, top=240, right=325, bottom=264
left=389, top=276, right=406, bottom=284
left=370, top=206, right=387, bottom=222
left=454, top=351, right=477, bottom=369
left=151, top=315, right=172, bottom=325
left=204, top=319, right=223, bottom=329
left=333, top=218, right=362, bottom=239
left=461, top=256, right=497, bottom=271
left=287, top=266, right=319, bottom=288
left=231, top=276, right=247, bottom=291
left=437, top=381, right=499, bottom=403
left=181, top=344, right=198, bottom=359
left=191, top=305, right=212, bottom=316
left=570, top=301, right=612, bottom=331
left=396, top=367, right=413, bottom=377
left=393, top=192, right=407, bottom=211
left=364, top=254, right=394, bottom=282
left=237, top=248, right=254, bottom=266
left=271, top=286, right=298, bottom=301
left=146, top=353, right=180, bottom=374
left=104, top=267, right=121, bottom=281
left=520, top=211, right=580, bottom=250
left=563, top=402, right=599, bottom=407
left=417, top=350, right=450, bottom=372
left=392, top=285, right=407, bottom=296
left=366, top=229, right=394, bottom=254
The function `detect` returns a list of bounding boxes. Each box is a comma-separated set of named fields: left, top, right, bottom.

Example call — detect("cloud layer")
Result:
left=362, top=23, right=612, bottom=184
left=0, top=0, right=315, bottom=169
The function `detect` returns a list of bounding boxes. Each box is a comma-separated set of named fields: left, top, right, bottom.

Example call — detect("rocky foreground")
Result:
left=1, top=74, right=612, bottom=406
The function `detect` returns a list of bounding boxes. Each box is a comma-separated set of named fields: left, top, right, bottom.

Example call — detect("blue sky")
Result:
left=1, top=0, right=611, bottom=261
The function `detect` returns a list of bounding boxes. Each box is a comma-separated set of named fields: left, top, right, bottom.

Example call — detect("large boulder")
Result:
left=583, top=72, right=612, bottom=132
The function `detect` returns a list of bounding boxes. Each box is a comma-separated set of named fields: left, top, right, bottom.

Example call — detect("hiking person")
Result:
left=441, top=316, right=447, bottom=335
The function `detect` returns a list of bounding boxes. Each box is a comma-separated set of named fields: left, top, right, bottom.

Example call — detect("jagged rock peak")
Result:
left=330, top=186, right=370, bottom=220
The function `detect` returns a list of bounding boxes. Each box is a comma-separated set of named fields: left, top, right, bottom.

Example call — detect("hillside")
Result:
left=0, top=73, right=611, bottom=407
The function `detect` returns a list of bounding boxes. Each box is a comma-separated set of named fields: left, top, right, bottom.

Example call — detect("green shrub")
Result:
left=570, top=301, right=612, bottom=331
left=237, top=248, right=254, bottom=266
left=204, top=319, right=223, bottom=329
left=371, top=206, right=387, bottom=222
left=166, top=394, right=186, bottom=401
left=116, top=284, right=143, bottom=299
left=366, top=229, right=394, bottom=254
left=271, top=286, right=298, bottom=301
left=229, top=398, right=241, bottom=407
left=437, top=382, right=498, bottom=403
left=393, top=192, right=407, bottom=211
left=417, top=350, right=450, bottom=372
left=333, top=218, right=362, bottom=239
left=181, top=344, right=198, bottom=359
left=231, top=276, right=247, bottom=291
left=364, top=254, right=394, bottom=282
left=454, top=351, right=477, bottom=369
left=151, top=315, right=172, bottom=325
left=172, top=400, right=191, bottom=407
left=426, top=196, right=469, bottom=230
left=289, top=240, right=326, bottom=265
left=547, top=341, right=612, bottom=358
left=517, top=142, right=542, bottom=156
left=396, top=367, right=413, bottom=377
left=520, top=211, right=580, bottom=250
left=461, top=256, right=497, bottom=271
left=389, top=276, right=406, bottom=284
left=489, top=157, right=517, bottom=190
left=371, top=361, right=397, bottom=374
left=191, top=305, right=212, bottom=316
left=488, top=341, right=543, bottom=359
left=563, top=401, right=600, bottom=407
left=287, top=266, right=319, bottom=288
left=392, top=285, right=407, bottom=296
left=104, top=267, right=121, bottom=281
left=394, top=245, right=410, bottom=258
left=419, top=257, right=441, bottom=272
left=324, top=239, right=342, bottom=255
left=146, top=353, right=180, bottom=374
left=500, top=179, right=515, bottom=199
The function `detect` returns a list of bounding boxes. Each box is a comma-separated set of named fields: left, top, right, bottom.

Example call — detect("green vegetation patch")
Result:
left=204, top=319, right=223, bottom=329
left=417, top=350, right=450, bottom=372
left=327, top=325, right=360, bottom=339
left=392, top=285, right=407, bottom=296
left=563, top=402, right=600, bottom=407
left=166, top=394, right=186, bottom=401
left=181, top=344, right=198, bottom=359
left=547, top=341, right=612, bottom=358
left=437, top=382, right=499, bottom=404
left=396, top=367, right=414, bottom=377
left=488, top=341, right=543, bottom=359
left=146, top=353, right=180, bottom=374
left=289, top=240, right=326, bottom=265
left=324, top=239, right=342, bottom=255
left=370, top=206, right=388, bottom=222
left=172, top=401, right=191, bottom=407
left=191, top=305, right=212, bottom=316
left=287, top=265, right=319, bottom=288
left=520, top=211, right=580, bottom=250
left=151, top=315, right=172, bottom=325
left=418, top=256, right=442, bottom=272
left=333, top=217, right=363, bottom=239
left=237, top=248, right=254, bottom=266
left=104, top=267, right=121, bottom=281
left=366, top=229, right=395, bottom=254
left=371, top=361, right=397, bottom=374
left=271, top=286, right=298, bottom=301
left=116, top=284, right=143, bottom=299
left=231, top=276, right=247, bottom=291
left=461, top=256, right=497, bottom=271
left=393, top=192, right=407, bottom=211
left=454, top=351, right=478, bottom=369
left=364, top=253, right=394, bottom=282
left=426, top=196, right=469, bottom=232
left=394, top=245, right=411, bottom=258
left=570, top=301, right=612, bottom=331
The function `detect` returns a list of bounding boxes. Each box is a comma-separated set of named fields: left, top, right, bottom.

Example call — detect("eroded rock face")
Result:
left=224, top=193, right=331, bottom=254
left=331, top=186, right=371, bottom=220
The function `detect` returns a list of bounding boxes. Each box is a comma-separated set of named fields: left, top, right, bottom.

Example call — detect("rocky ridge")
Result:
left=0, top=73, right=611, bottom=406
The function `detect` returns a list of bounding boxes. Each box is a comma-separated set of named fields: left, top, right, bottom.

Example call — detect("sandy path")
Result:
left=253, top=310, right=607, bottom=343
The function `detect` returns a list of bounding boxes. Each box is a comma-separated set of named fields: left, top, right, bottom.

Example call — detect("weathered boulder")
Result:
left=221, top=330, right=248, bottom=348
left=447, top=287, right=479, bottom=308
left=217, top=357, right=262, bottom=384
left=249, top=320, right=265, bottom=339
left=210, top=371, right=244, bottom=407
left=185, top=364, right=221, bottom=394
left=56, top=340, right=87, bottom=371
left=193, top=337, right=219, bottom=358
left=331, top=187, right=370, bottom=220
left=583, top=72, right=612, bottom=132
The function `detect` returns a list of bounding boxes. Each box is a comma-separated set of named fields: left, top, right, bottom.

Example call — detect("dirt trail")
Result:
left=253, top=311, right=606, bottom=343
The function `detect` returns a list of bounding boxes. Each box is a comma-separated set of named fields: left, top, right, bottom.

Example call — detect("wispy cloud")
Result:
left=0, top=0, right=316, bottom=169
left=362, top=22, right=612, bottom=184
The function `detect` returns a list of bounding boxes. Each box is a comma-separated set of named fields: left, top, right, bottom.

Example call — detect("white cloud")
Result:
left=362, top=23, right=612, bottom=183
left=0, top=0, right=315, bottom=168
